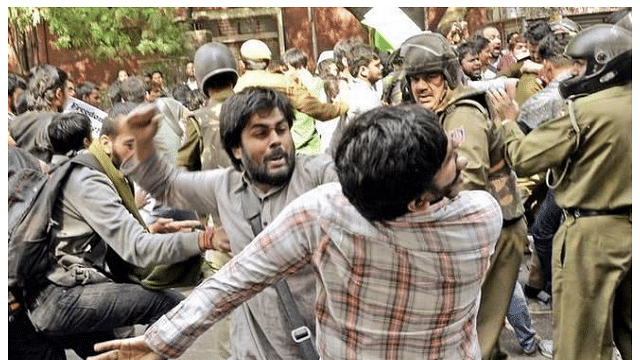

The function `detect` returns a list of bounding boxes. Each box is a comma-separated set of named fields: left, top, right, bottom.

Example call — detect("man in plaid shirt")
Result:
left=89, top=104, right=501, bottom=360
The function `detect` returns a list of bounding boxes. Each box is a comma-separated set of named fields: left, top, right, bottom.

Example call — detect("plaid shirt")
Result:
left=145, top=183, right=502, bottom=360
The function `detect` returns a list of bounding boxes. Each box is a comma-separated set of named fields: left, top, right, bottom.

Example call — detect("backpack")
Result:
left=8, top=148, right=80, bottom=305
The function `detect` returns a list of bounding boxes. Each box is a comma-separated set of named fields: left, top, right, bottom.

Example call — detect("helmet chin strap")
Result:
left=433, top=85, right=450, bottom=111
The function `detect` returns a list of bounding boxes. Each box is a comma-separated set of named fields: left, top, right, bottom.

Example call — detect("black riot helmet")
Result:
left=400, top=32, right=461, bottom=90
left=559, top=24, right=632, bottom=98
left=194, top=42, right=239, bottom=94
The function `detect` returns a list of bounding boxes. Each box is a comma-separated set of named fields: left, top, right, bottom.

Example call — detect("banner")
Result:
left=64, top=97, right=108, bottom=138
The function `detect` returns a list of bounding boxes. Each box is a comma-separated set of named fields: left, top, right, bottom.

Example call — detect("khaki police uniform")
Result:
left=436, top=86, right=527, bottom=360
left=514, top=73, right=544, bottom=106
left=235, top=70, right=348, bottom=122
left=177, top=88, right=234, bottom=172
left=500, top=83, right=632, bottom=360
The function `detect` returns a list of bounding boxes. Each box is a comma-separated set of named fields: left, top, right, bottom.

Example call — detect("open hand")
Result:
left=149, top=218, right=203, bottom=234
left=488, top=89, right=519, bottom=122
left=87, top=336, right=163, bottom=360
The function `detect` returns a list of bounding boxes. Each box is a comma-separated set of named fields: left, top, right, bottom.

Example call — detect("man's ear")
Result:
left=358, top=65, right=368, bottom=79
left=100, top=134, right=112, bottom=156
left=54, top=87, right=66, bottom=107
left=232, top=146, right=242, bottom=162
left=57, top=87, right=66, bottom=99
left=83, top=137, right=92, bottom=149
left=407, top=193, right=431, bottom=213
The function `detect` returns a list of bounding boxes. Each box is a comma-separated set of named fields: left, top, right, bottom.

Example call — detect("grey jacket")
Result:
left=47, top=155, right=201, bottom=287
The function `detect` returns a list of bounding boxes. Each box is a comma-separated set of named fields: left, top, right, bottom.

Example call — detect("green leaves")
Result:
left=9, top=7, right=188, bottom=62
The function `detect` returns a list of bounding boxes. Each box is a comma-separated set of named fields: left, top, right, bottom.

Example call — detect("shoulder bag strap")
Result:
left=239, top=189, right=319, bottom=360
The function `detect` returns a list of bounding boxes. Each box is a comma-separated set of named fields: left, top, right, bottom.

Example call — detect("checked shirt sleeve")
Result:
left=143, top=197, right=324, bottom=358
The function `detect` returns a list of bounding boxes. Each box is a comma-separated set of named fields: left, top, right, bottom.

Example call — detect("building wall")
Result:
left=283, top=7, right=367, bottom=69
left=7, top=7, right=367, bottom=91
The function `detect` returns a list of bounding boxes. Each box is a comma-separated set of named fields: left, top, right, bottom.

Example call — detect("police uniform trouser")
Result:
left=477, top=217, right=528, bottom=360
left=553, top=213, right=631, bottom=360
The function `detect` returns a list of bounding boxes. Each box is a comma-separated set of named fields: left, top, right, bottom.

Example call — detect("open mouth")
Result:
left=267, top=157, right=286, bottom=168
left=264, top=150, right=287, bottom=168
left=417, top=93, right=433, bottom=104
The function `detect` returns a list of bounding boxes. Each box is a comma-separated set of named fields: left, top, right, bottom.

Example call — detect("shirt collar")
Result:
left=232, top=169, right=287, bottom=200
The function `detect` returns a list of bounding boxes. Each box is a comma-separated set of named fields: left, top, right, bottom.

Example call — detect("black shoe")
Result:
left=524, top=284, right=542, bottom=299
left=491, top=347, right=509, bottom=360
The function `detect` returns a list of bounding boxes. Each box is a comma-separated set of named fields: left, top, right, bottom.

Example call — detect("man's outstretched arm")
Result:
left=90, top=194, right=322, bottom=359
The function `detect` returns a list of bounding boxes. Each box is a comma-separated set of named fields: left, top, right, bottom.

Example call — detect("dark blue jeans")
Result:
left=529, top=189, right=562, bottom=294
left=27, top=282, right=184, bottom=358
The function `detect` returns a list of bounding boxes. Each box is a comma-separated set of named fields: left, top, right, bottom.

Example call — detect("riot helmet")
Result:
left=194, top=42, right=239, bottom=94
left=400, top=32, right=461, bottom=90
left=559, top=24, right=632, bottom=98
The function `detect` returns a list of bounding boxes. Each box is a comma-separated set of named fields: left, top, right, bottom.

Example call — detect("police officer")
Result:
left=177, top=42, right=237, bottom=172
left=234, top=39, right=349, bottom=142
left=174, top=42, right=240, bottom=360
left=489, top=24, right=632, bottom=360
left=399, top=32, right=528, bottom=360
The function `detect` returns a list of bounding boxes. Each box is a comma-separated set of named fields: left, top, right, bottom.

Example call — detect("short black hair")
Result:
left=456, top=40, right=477, bottom=63
left=220, top=86, right=295, bottom=170
left=48, top=112, right=92, bottom=154
left=77, top=81, right=98, bottom=101
left=334, top=104, right=448, bottom=222
left=347, top=44, right=379, bottom=78
left=537, top=32, right=575, bottom=65
left=172, top=85, right=206, bottom=111
left=282, top=48, right=308, bottom=70
left=333, top=36, right=363, bottom=72
left=467, top=35, right=491, bottom=54
left=524, top=20, right=552, bottom=44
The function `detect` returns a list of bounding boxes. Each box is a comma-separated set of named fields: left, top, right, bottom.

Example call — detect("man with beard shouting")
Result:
left=110, top=86, right=338, bottom=360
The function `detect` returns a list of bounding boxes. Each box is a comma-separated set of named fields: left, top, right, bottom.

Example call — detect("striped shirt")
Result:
left=144, top=183, right=502, bottom=360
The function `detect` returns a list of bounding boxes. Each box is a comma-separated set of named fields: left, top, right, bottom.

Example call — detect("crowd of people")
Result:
left=7, top=7, right=631, bottom=360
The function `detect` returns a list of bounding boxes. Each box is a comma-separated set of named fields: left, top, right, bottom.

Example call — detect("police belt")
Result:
left=563, top=206, right=631, bottom=219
